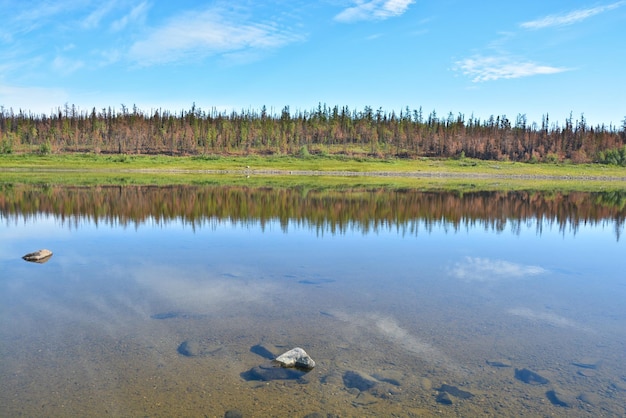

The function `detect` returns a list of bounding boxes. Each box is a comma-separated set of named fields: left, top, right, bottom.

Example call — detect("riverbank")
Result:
left=1, top=153, right=626, bottom=191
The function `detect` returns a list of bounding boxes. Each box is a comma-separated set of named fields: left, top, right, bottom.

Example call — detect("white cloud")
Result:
left=82, top=2, right=118, bottom=29
left=455, top=55, right=569, bottom=82
left=52, top=55, right=85, bottom=75
left=0, top=2, right=67, bottom=40
left=450, top=257, right=546, bottom=282
left=520, top=1, right=626, bottom=29
left=334, top=0, right=415, bottom=23
left=128, top=6, right=303, bottom=66
left=111, top=1, right=150, bottom=32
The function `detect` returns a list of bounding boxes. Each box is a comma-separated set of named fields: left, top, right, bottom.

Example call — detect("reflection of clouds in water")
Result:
left=508, top=308, right=592, bottom=332
left=451, top=257, right=546, bottom=282
left=331, top=311, right=467, bottom=376
left=5, top=262, right=280, bottom=341
left=131, top=265, right=278, bottom=313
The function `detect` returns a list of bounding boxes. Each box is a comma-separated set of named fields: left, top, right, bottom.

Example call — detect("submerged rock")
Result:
left=486, top=359, right=512, bottom=368
left=372, top=370, right=403, bottom=387
left=546, top=389, right=574, bottom=407
left=342, top=370, right=402, bottom=399
left=514, top=368, right=549, bottom=385
left=22, top=249, right=53, bottom=263
left=436, top=392, right=453, bottom=405
left=577, top=369, right=596, bottom=378
left=177, top=339, right=223, bottom=357
left=224, top=410, right=243, bottom=418
left=572, top=359, right=601, bottom=370
left=275, top=347, right=316, bottom=370
left=241, top=362, right=309, bottom=382
left=241, top=346, right=315, bottom=382
left=436, top=384, right=474, bottom=399
left=178, top=340, right=202, bottom=357
left=343, top=371, right=378, bottom=392
left=303, top=413, right=340, bottom=418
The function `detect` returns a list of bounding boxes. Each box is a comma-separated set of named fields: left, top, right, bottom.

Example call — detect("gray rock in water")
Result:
left=572, top=359, right=601, bottom=369
left=437, top=384, right=474, bottom=399
left=241, top=362, right=308, bottom=381
left=372, top=370, right=403, bottom=386
left=343, top=371, right=378, bottom=392
left=514, top=368, right=549, bottom=385
left=22, top=249, right=53, bottom=263
left=178, top=340, right=201, bottom=357
left=177, top=339, right=223, bottom=357
left=546, top=389, right=573, bottom=407
left=224, top=410, right=243, bottom=418
left=275, top=347, right=316, bottom=370
left=436, top=392, right=453, bottom=405
left=486, top=359, right=512, bottom=368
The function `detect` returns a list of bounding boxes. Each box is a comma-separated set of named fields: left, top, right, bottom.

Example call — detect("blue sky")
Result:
left=1, top=0, right=625, bottom=127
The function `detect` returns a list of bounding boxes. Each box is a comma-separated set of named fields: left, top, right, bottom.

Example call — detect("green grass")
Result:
left=1, top=152, right=626, bottom=191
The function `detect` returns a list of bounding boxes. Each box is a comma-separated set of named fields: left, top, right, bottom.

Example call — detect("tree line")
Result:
left=1, top=103, right=625, bottom=164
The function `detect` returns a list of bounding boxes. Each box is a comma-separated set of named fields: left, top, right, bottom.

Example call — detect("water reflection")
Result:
left=450, top=257, right=547, bottom=282
left=506, top=308, right=593, bottom=333
left=1, top=184, right=625, bottom=239
left=1, top=184, right=626, bottom=417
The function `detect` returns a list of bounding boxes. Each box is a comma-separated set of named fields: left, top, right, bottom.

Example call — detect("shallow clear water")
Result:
left=1, top=185, right=626, bottom=417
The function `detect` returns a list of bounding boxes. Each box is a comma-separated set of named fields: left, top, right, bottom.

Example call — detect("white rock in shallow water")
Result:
left=275, top=347, right=316, bottom=369
left=22, top=249, right=53, bottom=263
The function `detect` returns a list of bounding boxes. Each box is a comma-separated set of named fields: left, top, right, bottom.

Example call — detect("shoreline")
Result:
left=3, top=166, right=626, bottom=182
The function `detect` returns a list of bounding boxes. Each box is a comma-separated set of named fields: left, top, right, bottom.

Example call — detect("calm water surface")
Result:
left=1, top=185, right=626, bottom=417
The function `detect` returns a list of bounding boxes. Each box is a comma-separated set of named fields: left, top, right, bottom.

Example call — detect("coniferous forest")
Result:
left=1, top=103, right=626, bottom=165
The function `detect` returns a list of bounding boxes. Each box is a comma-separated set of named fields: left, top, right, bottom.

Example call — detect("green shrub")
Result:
left=597, top=146, right=626, bottom=166
left=0, top=139, right=13, bottom=154
left=39, top=141, right=52, bottom=155
left=544, top=153, right=559, bottom=164
left=297, top=145, right=310, bottom=158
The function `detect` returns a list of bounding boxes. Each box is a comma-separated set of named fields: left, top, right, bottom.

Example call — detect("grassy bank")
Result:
left=1, top=153, right=626, bottom=191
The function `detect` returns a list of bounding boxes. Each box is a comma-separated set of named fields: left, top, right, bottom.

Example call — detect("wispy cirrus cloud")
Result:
left=455, top=55, right=569, bottom=82
left=455, top=2, right=623, bottom=82
left=52, top=55, right=85, bottom=75
left=82, top=2, right=118, bottom=30
left=520, top=1, right=626, bottom=30
left=450, top=257, right=546, bottom=282
left=111, top=1, right=150, bottom=32
left=334, top=0, right=415, bottom=23
left=128, top=6, right=304, bottom=66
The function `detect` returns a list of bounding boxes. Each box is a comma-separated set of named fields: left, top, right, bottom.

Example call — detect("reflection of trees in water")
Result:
left=1, top=184, right=625, bottom=239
